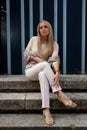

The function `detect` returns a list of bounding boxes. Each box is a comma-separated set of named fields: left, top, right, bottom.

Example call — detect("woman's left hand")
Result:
left=53, top=72, right=60, bottom=86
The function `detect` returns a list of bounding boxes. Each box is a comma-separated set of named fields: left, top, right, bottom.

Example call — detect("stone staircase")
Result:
left=0, top=75, right=87, bottom=130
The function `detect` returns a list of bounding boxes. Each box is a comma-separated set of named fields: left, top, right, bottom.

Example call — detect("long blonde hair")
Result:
left=37, top=20, right=54, bottom=60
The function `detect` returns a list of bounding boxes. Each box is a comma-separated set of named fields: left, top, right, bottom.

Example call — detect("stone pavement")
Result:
left=0, top=75, right=87, bottom=130
left=0, top=114, right=87, bottom=130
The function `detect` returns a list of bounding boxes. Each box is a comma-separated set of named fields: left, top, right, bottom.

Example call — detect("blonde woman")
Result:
left=24, top=20, right=77, bottom=125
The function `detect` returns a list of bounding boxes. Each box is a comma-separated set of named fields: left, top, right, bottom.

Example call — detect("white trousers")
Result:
left=25, top=61, right=62, bottom=108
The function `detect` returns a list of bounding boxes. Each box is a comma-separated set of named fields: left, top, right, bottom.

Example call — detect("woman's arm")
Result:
left=52, top=61, right=60, bottom=74
left=30, top=56, right=44, bottom=63
left=24, top=37, right=33, bottom=64
left=52, top=61, right=60, bottom=86
left=49, top=43, right=60, bottom=86
left=48, top=43, right=60, bottom=65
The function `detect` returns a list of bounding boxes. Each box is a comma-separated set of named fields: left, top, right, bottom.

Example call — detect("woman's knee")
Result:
left=38, top=71, right=45, bottom=79
left=42, top=61, right=50, bottom=68
left=25, top=69, right=33, bottom=80
left=25, top=69, right=29, bottom=77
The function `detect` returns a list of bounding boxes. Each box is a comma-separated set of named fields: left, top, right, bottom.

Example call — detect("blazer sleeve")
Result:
left=48, top=42, right=60, bottom=65
left=23, top=37, right=33, bottom=65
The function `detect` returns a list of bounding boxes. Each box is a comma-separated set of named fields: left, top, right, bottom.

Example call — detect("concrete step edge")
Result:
left=0, top=92, right=87, bottom=112
left=0, top=75, right=87, bottom=92
left=0, top=113, right=87, bottom=130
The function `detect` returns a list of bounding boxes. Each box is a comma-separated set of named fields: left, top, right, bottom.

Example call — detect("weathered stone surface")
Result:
left=0, top=75, right=87, bottom=129
left=0, top=114, right=87, bottom=130
left=0, top=75, right=87, bottom=92
left=0, top=75, right=40, bottom=92
left=60, top=75, right=87, bottom=92
left=25, top=92, right=87, bottom=112
left=0, top=93, right=26, bottom=110
left=0, top=92, right=87, bottom=112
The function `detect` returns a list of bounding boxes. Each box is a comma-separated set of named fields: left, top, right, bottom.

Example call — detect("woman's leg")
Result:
left=25, top=61, right=61, bottom=108
left=56, top=90, right=77, bottom=107
left=38, top=71, right=54, bottom=125
left=25, top=61, right=77, bottom=108
left=38, top=71, right=50, bottom=108
left=25, top=62, right=55, bottom=125
left=25, top=61, right=62, bottom=93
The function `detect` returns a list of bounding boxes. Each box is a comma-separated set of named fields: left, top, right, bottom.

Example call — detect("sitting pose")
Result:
left=24, top=20, right=77, bottom=125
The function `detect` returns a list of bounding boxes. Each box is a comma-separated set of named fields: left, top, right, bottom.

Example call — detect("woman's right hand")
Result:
left=53, top=72, right=60, bottom=86
left=30, top=56, right=43, bottom=63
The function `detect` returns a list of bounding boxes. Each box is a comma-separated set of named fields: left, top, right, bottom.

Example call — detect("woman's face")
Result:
left=39, top=22, right=49, bottom=37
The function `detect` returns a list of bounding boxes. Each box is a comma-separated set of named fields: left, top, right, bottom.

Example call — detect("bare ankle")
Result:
left=43, top=108, right=54, bottom=125
left=57, top=90, right=63, bottom=98
left=43, top=108, right=50, bottom=114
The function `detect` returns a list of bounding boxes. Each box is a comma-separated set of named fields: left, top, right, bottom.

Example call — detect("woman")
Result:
left=24, top=20, right=77, bottom=125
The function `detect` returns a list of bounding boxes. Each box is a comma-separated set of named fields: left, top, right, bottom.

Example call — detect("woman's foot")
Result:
left=43, top=108, right=54, bottom=125
left=57, top=91, right=77, bottom=108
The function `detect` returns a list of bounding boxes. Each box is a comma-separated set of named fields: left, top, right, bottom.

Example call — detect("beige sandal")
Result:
left=57, top=92, right=77, bottom=108
left=43, top=109, right=54, bottom=125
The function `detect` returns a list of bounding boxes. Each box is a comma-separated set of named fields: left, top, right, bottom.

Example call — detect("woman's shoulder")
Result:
left=28, top=36, right=38, bottom=46
left=30, top=36, right=38, bottom=41
left=28, top=36, right=38, bottom=49
left=54, top=41, right=59, bottom=47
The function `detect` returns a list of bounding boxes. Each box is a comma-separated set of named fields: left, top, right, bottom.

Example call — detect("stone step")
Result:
left=0, top=75, right=87, bottom=92
left=0, top=113, right=87, bottom=130
left=0, top=92, right=87, bottom=113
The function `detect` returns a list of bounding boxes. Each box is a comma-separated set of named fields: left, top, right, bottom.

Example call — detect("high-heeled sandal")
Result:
left=57, top=93, right=77, bottom=108
left=43, top=109, right=54, bottom=125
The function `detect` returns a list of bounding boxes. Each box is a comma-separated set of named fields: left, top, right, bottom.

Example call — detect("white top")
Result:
left=24, top=36, right=60, bottom=68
